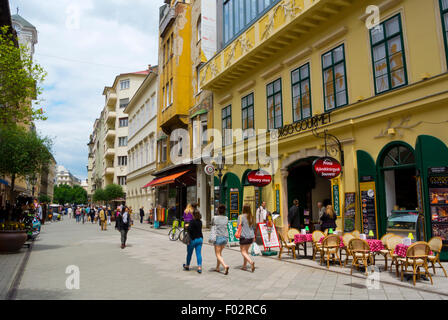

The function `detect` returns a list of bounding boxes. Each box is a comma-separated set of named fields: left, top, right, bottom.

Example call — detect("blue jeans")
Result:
left=186, top=238, right=203, bottom=267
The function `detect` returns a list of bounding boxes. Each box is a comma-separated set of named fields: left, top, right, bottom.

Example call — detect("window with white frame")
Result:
left=120, top=79, right=130, bottom=90
left=119, top=118, right=128, bottom=127
left=118, top=136, right=128, bottom=147
left=118, top=176, right=127, bottom=186
left=201, top=114, right=208, bottom=146
left=118, top=156, right=127, bottom=166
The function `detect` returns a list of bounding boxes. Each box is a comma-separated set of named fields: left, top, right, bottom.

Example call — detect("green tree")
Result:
left=93, top=188, right=107, bottom=204
left=0, top=26, right=47, bottom=126
left=0, top=124, right=53, bottom=220
left=53, top=184, right=72, bottom=205
left=104, top=184, right=125, bottom=204
left=38, top=194, right=51, bottom=204
left=71, top=185, right=87, bottom=204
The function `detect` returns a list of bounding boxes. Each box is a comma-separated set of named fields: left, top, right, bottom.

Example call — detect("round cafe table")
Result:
left=366, top=239, right=384, bottom=252
left=294, top=234, right=313, bottom=258
left=394, top=243, right=433, bottom=257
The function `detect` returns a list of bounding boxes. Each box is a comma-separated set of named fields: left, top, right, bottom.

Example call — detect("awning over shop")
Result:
left=190, top=109, right=208, bottom=119
left=142, top=170, right=190, bottom=188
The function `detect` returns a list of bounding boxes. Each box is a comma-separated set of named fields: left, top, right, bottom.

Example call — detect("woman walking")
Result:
left=75, top=207, right=81, bottom=223
left=320, top=204, right=337, bottom=233
left=183, top=209, right=203, bottom=273
left=212, top=204, right=230, bottom=275
left=238, top=204, right=256, bottom=272
left=183, top=203, right=194, bottom=228
left=115, top=207, right=131, bottom=249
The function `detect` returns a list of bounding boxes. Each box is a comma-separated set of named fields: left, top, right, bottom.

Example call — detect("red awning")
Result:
left=142, top=170, right=190, bottom=188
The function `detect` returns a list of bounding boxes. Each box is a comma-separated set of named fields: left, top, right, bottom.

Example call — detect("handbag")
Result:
left=250, top=242, right=261, bottom=256
left=208, top=225, right=217, bottom=244
left=182, top=231, right=191, bottom=245
left=235, top=216, right=242, bottom=239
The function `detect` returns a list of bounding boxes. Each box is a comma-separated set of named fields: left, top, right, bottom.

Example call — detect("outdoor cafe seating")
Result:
left=397, top=241, right=433, bottom=286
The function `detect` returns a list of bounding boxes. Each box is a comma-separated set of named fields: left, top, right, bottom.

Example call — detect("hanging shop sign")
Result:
left=278, top=113, right=331, bottom=138
left=247, top=170, right=272, bottom=187
left=313, top=157, right=342, bottom=179
left=204, top=164, right=215, bottom=176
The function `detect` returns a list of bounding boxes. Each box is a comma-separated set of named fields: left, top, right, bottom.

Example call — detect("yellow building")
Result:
left=200, top=0, right=448, bottom=258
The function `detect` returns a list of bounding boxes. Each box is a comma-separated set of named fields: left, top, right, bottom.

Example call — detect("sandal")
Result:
left=197, top=268, right=202, bottom=274
left=251, top=262, right=255, bottom=273
left=183, top=264, right=190, bottom=271
left=224, top=266, right=229, bottom=275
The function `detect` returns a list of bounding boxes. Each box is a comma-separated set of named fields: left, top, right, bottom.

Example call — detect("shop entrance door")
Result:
left=287, top=157, right=332, bottom=230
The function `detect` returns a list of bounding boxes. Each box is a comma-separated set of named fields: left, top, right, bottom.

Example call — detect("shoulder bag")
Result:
left=235, top=216, right=243, bottom=239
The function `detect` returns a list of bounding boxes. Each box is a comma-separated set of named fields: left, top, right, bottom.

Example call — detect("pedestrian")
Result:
left=68, top=206, right=73, bottom=219
left=82, top=207, right=86, bottom=224
left=75, top=207, right=80, bottom=223
left=317, top=201, right=325, bottom=220
left=107, top=207, right=112, bottom=225
left=86, top=206, right=90, bottom=222
left=320, top=204, right=337, bottom=234
left=99, top=207, right=107, bottom=231
left=288, top=199, right=302, bottom=230
left=183, top=209, right=203, bottom=273
left=115, top=207, right=131, bottom=249
left=183, top=203, right=194, bottom=228
left=94, top=208, right=99, bottom=223
left=238, top=204, right=256, bottom=272
left=266, top=210, right=273, bottom=242
left=256, top=201, right=267, bottom=225
left=139, top=206, right=145, bottom=224
left=90, top=206, right=95, bottom=224
left=212, top=204, right=230, bottom=275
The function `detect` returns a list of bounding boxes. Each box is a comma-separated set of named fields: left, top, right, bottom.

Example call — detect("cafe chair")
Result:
left=397, top=242, right=433, bottom=286
left=320, top=234, right=342, bottom=269
left=348, top=238, right=374, bottom=276
left=312, top=230, right=325, bottom=261
left=351, top=230, right=360, bottom=238
left=288, top=228, right=304, bottom=256
left=427, top=237, right=448, bottom=278
left=386, top=235, right=403, bottom=274
left=341, top=233, right=355, bottom=266
left=374, top=233, right=396, bottom=271
left=278, top=233, right=296, bottom=260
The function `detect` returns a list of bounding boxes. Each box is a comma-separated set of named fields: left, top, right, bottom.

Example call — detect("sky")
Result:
left=8, top=0, right=164, bottom=181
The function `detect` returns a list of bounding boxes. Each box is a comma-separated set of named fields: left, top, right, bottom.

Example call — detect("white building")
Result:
left=56, top=165, right=81, bottom=187
left=125, top=66, right=158, bottom=213
left=11, top=13, right=38, bottom=59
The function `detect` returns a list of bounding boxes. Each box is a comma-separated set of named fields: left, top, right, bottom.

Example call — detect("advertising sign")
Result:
left=360, top=182, right=378, bottom=238
left=257, top=223, right=280, bottom=250
left=247, top=170, right=272, bottom=187
left=333, top=184, right=340, bottom=217
left=428, top=167, right=448, bottom=245
left=344, top=192, right=356, bottom=232
left=313, top=157, right=342, bottom=179
left=201, top=0, right=217, bottom=60
left=227, top=220, right=239, bottom=245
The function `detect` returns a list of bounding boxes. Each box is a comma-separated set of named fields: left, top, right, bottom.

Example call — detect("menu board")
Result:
left=344, top=192, right=356, bottom=232
left=255, top=189, right=260, bottom=209
left=257, top=223, right=280, bottom=250
left=227, top=220, right=239, bottom=245
left=428, top=167, right=448, bottom=244
left=275, top=184, right=280, bottom=213
left=360, top=182, right=378, bottom=238
left=230, top=191, right=239, bottom=220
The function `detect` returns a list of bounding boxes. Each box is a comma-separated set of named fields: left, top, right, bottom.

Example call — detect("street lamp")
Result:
left=215, top=152, right=225, bottom=204
left=27, top=174, right=38, bottom=198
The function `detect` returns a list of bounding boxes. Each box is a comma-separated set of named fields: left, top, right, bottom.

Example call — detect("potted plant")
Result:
left=0, top=222, right=27, bottom=253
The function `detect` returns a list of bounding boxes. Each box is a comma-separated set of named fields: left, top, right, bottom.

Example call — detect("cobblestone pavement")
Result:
left=8, top=218, right=448, bottom=300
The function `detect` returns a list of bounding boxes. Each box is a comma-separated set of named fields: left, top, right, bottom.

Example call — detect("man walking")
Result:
left=107, top=207, right=112, bottom=225
left=116, top=207, right=131, bottom=249
left=317, top=202, right=326, bottom=220
left=139, top=206, right=145, bottom=224
left=68, top=206, right=73, bottom=219
left=99, top=207, right=107, bottom=231
left=288, top=199, right=302, bottom=229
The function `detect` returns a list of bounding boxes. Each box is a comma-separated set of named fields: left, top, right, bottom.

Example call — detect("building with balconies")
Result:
left=200, top=0, right=448, bottom=260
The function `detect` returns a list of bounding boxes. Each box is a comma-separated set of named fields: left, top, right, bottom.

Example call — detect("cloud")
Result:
left=9, top=0, right=164, bottom=180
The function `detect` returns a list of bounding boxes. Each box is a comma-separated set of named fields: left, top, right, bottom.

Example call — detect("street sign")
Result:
left=204, top=164, right=215, bottom=176
left=313, top=157, right=342, bottom=179
left=247, top=170, right=272, bottom=187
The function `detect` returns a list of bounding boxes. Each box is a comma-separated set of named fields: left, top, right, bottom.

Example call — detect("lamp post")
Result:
left=215, top=152, right=225, bottom=204
left=27, top=174, right=38, bottom=198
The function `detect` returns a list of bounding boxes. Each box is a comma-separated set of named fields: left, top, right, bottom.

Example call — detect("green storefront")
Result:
left=357, top=135, right=448, bottom=260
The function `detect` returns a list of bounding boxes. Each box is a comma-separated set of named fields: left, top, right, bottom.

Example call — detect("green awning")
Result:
left=157, top=134, right=168, bottom=142
left=190, top=109, right=208, bottom=119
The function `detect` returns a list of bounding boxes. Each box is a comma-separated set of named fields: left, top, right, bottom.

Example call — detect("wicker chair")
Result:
left=348, top=238, right=374, bottom=275
left=278, top=232, right=296, bottom=260
left=312, top=230, right=325, bottom=261
left=288, top=228, right=302, bottom=255
left=397, top=242, right=433, bottom=286
left=374, top=233, right=396, bottom=271
left=320, top=234, right=342, bottom=268
left=341, top=233, right=355, bottom=266
left=351, top=230, right=360, bottom=238
left=386, top=235, right=403, bottom=273
left=427, top=237, right=448, bottom=277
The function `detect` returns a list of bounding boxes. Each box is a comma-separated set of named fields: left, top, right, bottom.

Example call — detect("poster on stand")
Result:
left=257, top=223, right=280, bottom=250
left=344, top=192, right=356, bottom=232
left=428, top=167, right=448, bottom=244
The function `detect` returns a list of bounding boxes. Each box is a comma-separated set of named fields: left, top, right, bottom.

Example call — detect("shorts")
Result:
left=239, top=237, right=254, bottom=245
left=214, top=236, right=228, bottom=246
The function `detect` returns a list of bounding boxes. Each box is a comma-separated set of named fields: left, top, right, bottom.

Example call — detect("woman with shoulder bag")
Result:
left=212, top=204, right=230, bottom=275
left=115, top=207, right=131, bottom=249
left=238, top=204, right=256, bottom=272
left=183, top=210, right=203, bottom=274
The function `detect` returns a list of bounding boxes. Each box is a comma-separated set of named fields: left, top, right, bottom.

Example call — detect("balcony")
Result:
left=105, top=148, right=115, bottom=159
left=105, top=110, right=116, bottom=123
left=103, top=167, right=114, bottom=177
left=106, top=91, right=117, bottom=107
left=200, top=0, right=351, bottom=90
left=104, top=129, right=116, bottom=142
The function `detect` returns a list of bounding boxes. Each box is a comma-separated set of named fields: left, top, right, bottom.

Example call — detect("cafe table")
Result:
left=294, top=233, right=313, bottom=258
left=394, top=243, right=433, bottom=258
left=366, top=239, right=384, bottom=252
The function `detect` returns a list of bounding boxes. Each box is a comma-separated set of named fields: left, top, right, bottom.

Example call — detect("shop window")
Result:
left=370, top=14, right=408, bottom=94
left=266, top=78, right=283, bottom=130
left=291, top=63, right=312, bottom=122
left=222, top=105, right=232, bottom=146
left=440, top=0, right=448, bottom=65
left=322, top=44, right=348, bottom=111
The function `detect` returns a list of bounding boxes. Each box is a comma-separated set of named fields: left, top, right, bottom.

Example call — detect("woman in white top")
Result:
left=212, top=204, right=230, bottom=275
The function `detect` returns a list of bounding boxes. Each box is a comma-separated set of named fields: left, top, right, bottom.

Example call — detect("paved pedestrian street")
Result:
left=0, top=218, right=446, bottom=300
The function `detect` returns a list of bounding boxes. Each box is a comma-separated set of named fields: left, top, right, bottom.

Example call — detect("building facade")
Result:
left=55, top=165, right=81, bottom=187
left=125, top=66, right=159, bottom=213
left=200, top=0, right=448, bottom=258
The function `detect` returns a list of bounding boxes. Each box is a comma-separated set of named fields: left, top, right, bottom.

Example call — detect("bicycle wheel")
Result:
left=178, top=228, right=186, bottom=242
left=168, top=228, right=178, bottom=241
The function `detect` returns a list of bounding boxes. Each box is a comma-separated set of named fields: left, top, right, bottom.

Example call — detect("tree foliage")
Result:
left=0, top=25, right=47, bottom=126
left=92, top=188, right=107, bottom=203
left=38, top=194, right=51, bottom=204
left=104, top=184, right=125, bottom=201
left=53, top=184, right=87, bottom=205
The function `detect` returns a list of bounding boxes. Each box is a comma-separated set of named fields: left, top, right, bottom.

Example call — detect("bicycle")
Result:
left=168, top=218, right=184, bottom=241
left=178, top=221, right=189, bottom=243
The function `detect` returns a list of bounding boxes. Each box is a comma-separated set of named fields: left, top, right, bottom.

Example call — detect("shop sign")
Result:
left=247, top=170, right=272, bottom=187
left=204, top=164, right=215, bottom=176
left=277, top=113, right=331, bottom=138
left=313, top=157, right=342, bottom=179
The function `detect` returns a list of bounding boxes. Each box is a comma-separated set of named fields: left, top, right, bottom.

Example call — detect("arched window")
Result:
left=381, top=144, right=415, bottom=169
